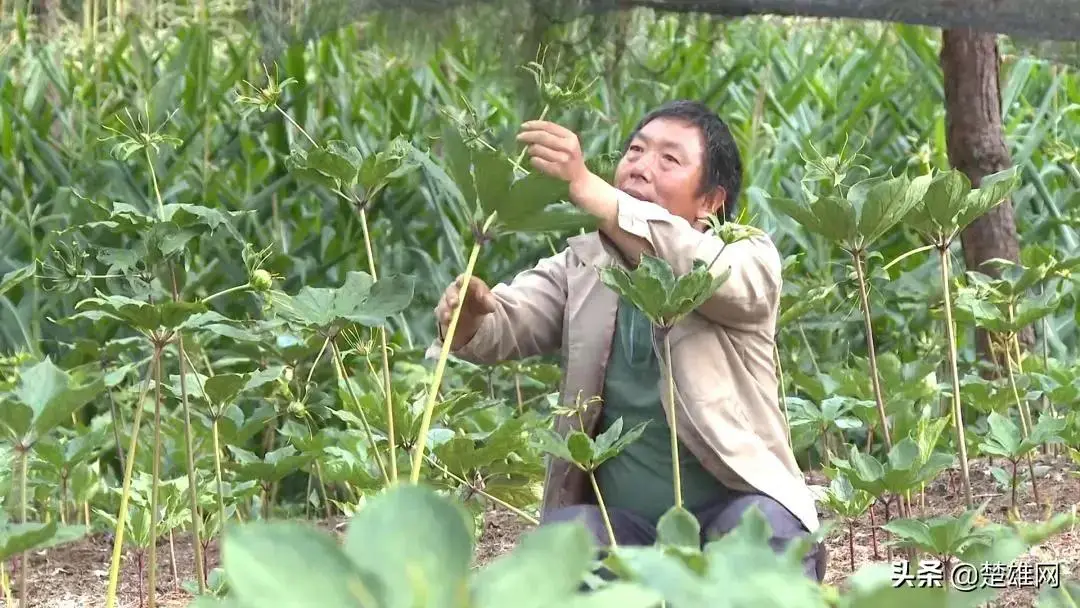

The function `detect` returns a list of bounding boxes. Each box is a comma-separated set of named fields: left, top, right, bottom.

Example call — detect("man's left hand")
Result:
left=516, top=121, right=589, bottom=186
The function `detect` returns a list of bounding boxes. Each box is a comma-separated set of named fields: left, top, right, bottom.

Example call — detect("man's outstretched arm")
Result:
left=517, top=120, right=781, bottom=331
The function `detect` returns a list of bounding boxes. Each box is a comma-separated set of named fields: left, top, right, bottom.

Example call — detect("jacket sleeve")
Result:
left=614, top=191, right=782, bottom=330
left=424, top=249, right=568, bottom=364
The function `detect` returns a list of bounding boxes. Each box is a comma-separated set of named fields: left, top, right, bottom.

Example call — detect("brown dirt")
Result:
left=812, top=452, right=1080, bottom=607
left=8, top=455, right=1078, bottom=607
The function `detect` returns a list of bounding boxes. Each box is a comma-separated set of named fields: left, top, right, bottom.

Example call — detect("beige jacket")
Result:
left=427, top=192, right=820, bottom=534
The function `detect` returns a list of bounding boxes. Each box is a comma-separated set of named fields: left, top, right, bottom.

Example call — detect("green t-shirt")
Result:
left=593, top=298, right=730, bottom=524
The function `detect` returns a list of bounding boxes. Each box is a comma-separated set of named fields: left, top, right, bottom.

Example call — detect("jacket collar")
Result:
left=566, top=231, right=630, bottom=269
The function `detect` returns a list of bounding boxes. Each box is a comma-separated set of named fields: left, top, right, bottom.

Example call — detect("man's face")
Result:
left=613, top=116, right=723, bottom=227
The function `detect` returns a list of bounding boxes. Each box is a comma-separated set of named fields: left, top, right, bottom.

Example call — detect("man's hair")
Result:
left=623, top=100, right=743, bottom=222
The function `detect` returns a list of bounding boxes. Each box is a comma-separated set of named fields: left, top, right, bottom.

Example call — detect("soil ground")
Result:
left=8, top=454, right=1079, bottom=608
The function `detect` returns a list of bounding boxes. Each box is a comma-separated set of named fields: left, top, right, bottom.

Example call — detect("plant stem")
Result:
left=171, top=270, right=207, bottom=593
left=409, top=212, right=497, bottom=484
left=938, top=248, right=973, bottom=508
left=200, top=283, right=250, bottom=304
left=211, top=419, right=227, bottom=535
left=59, top=476, right=68, bottom=525
left=847, top=522, right=855, bottom=571
left=2, top=559, right=14, bottom=608
left=106, top=386, right=127, bottom=473
left=423, top=455, right=539, bottom=525
left=773, top=343, right=793, bottom=452
left=663, top=333, right=683, bottom=509
left=168, top=530, right=179, bottom=591
left=146, top=147, right=165, bottom=219
left=18, top=446, right=28, bottom=608
left=588, top=471, right=618, bottom=548
left=851, top=250, right=894, bottom=454
left=105, top=349, right=159, bottom=608
left=1011, top=459, right=1018, bottom=510
left=358, top=207, right=398, bottom=484
left=148, top=354, right=164, bottom=608
left=514, top=104, right=550, bottom=170
left=275, top=105, right=317, bottom=147
left=1003, top=343, right=1041, bottom=506
left=332, top=341, right=390, bottom=485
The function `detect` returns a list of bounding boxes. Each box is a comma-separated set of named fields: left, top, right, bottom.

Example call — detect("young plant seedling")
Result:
left=903, top=165, right=1021, bottom=509
left=881, top=501, right=996, bottom=588
left=819, top=474, right=874, bottom=571
left=236, top=67, right=420, bottom=486
left=769, top=141, right=931, bottom=497
left=828, top=437, right=954, bottom=561
left=0, top=357, right=103, bottom=607
left=977, top=411, right=1066, bottom=514
left=535, top=394, right=649, bottom=548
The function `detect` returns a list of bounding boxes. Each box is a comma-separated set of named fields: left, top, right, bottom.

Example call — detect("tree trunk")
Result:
left=940, top=29, right=1035, bottom=370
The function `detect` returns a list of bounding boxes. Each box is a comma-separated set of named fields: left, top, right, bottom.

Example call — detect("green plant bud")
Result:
left=287, top=401, right=306, bottom=417
left=251, top=269, right=273, bottom=291
left=717, top=222, right=765, bottom=244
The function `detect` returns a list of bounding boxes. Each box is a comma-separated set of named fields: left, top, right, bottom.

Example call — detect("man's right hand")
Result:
left=435, top=275, right=497, bottom=349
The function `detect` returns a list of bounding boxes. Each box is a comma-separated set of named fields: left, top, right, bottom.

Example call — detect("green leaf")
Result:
left=566, top=431, right=595, bottom=470
left=559, top=582, right=663, bottom=608
left=984, top=412, right=1024, bottom=456
left=161, top=204, right=249, bottom=241
left=656, top=506, right=700, bottom=549
left=535, top=428, right=575, bottom=464
left=922, top=169, right=971, bottom=236
left=597, top=421, right=649, bottom=466
left=0, top=522, right=58, bottom=561
left=343, top=484, right=473, bottom=608
left=271, top=271, right=415, bottom=329
left=4, top=357, right=105, bottom=445
left=957, top=167, right=1020, bottom=232
left=816, top=195, right=858, bottom=243
left=496, top=170, right=569, bottom=229
left=203, top=374, right=248, bottom=406
left=73, top=295, right=208, bottom=330
left=221, top=521, right=380, bottom=607
left=879, top=518, right=936, bottom=552
left=0, top=263, right=35, bottom=297
left=471, top=522, right=596, bottom=608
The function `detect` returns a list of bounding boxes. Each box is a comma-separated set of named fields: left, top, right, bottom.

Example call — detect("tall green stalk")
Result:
left=663, top=334, right=683, bottom=510
left=17, top=446, right=28, bottom=608
left=851, top=250, right=893, bottom=455
left=358, top=207, right=398, bottom=484
left=147, top=354, right=164, bottom=608
left=410, top=212, right=497, bottom=484
left=937, top=248, right=973, bottom=508
left=105, top=348, right=160, bottom=608
left=1003, top=335, right=1042, bottom=506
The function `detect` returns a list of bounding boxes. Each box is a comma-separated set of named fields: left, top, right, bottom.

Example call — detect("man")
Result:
left=429, top=100, right=826, bottom=581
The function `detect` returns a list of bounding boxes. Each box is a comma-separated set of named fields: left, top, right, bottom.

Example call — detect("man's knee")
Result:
left=541, top=504, right=655, bottom=547
left=541, top=504, right=614, bottom=546
left=702, top=493, right=826, bottom=583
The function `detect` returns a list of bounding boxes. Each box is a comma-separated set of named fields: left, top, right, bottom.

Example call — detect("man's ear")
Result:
left=701, top=187, right=727, bottom=221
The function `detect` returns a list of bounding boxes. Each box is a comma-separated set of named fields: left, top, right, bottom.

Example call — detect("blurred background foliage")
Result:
left=0, top=0, right=1077, bottom=377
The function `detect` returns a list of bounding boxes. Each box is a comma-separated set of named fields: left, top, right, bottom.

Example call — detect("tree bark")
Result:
left=940, top=29, right=1034, bottom=370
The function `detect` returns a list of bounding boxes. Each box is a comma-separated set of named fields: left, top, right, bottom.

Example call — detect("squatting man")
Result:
left=428, top=100, right=826, bottom=581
